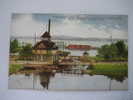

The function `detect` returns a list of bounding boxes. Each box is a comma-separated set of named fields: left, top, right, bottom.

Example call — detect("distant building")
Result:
left=32, top=19, right=58, bottom=64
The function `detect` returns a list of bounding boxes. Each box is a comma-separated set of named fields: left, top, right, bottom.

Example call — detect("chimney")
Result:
left=48, top=19, right=50, bottom=33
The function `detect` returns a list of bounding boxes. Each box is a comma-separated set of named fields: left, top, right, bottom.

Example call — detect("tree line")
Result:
left=10, top=39, right=33, bottom=56
left=10, top=39, right=128, bottom=61
left=97, top=40, right=128, bottom=61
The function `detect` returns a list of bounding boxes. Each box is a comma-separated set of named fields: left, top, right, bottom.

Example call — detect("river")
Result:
left=9, top=38, right=128, bottom=91
left=8, top=73, right=128, bottom=91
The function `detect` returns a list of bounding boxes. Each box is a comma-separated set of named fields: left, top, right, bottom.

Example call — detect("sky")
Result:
left=11, top=14, right=128, bottom=39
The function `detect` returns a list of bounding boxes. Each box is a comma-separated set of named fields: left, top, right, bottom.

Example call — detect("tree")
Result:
left=19, top=43, right=33, bottom=56
left=98, top=44, right=111, bottom=59
left=10, top=39, right=20, bottom=53
left=115, top=40, right=128, bottom=58
left=97, top=40, right=128, bottom=60
left=109, top=43, right=118, bottom=58
left=83, top=51, right=89, bottom=56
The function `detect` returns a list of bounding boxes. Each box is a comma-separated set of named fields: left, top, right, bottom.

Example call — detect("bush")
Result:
left=9, top=64, right=23, bottom=74
left=10, top=39, right=21, bottom=53
left=19, top=43, right=33, bottom=57
left=97, top=40, right=128, bottom=60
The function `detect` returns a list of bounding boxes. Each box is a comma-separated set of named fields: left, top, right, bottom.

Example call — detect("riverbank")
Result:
left=89, top=56, right=128, bottom=62
left=87, top=63, right=128, bottom=82
left=9, top=62, right=128, bottom=74
left=9, top=64, right=23, bottom=74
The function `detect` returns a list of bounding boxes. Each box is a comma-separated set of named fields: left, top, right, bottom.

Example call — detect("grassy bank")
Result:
left=9, top=64, right=23, bottom=74
left=88, top=63, right=128, bottom=82
left=89, top=56, right=128, bottom=62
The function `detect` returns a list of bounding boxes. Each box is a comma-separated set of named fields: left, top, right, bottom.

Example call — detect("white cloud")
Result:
left=11, top=15, right=45, bottom=37
left=111, top=29, right=128, bottom=39
left=11, top=14, right=128, bottom=39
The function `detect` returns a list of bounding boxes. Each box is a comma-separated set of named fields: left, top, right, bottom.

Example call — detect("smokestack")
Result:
left=48, top=19, right=50, bottom=33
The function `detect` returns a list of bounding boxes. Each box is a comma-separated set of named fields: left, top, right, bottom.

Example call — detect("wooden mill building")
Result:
left=32, top=19, right=58, bottom=64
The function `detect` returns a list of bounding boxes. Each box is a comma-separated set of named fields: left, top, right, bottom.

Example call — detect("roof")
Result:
left=41, top=31, right=51, bottom=38
left=33, top=40, right=58, bottom=50
left=66, top=44, right=96, bottom=50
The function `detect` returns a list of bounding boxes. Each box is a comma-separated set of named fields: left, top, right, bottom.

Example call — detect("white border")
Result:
left=0, top=0, right=132, bottom=100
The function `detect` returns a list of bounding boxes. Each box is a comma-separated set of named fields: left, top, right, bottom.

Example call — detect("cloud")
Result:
left=11, top=14, right=46, bottom=37
left=11, top=14, right=128, bottom=39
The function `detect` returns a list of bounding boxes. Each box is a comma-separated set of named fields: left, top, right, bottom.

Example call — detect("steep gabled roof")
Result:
left=33, top=40, right=58, bottom=50
left=41, top=31, right=51, bottom=38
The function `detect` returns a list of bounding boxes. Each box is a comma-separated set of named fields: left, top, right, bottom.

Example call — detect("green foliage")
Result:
left=98, top=44, right=111, bottom=59
left=19, top=43, right=33, bottom=56
left=83, top=51, right=89, bottom=56
left=115, top=40, right=128, bottom=58
left=10, top=39, right=20, bottom=53
left=97, top=40, right=128, bottom=60
left=89, top=56, right=128, bottom=62
left=89, top=56, right=105, bottom=61
left=9, top=64, right=23, bottom=74
left=89, top=63, right=128, bottom=82
left=93, top=63, right=127, bottom=73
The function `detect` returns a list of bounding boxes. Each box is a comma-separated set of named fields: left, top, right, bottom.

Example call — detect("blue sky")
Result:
left=11, top=14, right=128, bottom=39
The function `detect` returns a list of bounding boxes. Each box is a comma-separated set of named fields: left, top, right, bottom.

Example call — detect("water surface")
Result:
left=8, top=73, right=128, bottom=91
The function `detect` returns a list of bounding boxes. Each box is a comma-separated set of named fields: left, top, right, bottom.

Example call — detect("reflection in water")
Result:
left=25, top=73, right=30, bottom=77
left=88, top=73, right=127, bottom=83
left=106, top=74, right=127, bottom=82
left=8, top=72, right=128, bottom=91
left=39, top=72, right=55, bottom=89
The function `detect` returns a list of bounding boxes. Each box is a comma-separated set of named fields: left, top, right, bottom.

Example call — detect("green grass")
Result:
left=89, top=56, right=104, bottom=61
left=88, top=63, right=128, bottom=82
left=89, top=56, right=128, bottom=62
left=93, top=63, right=127, bottom=73
left=9, top=64, right=23, bottom=74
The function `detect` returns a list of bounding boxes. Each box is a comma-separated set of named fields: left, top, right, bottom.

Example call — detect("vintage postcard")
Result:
left=9, top=14, right=128, bottom=91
